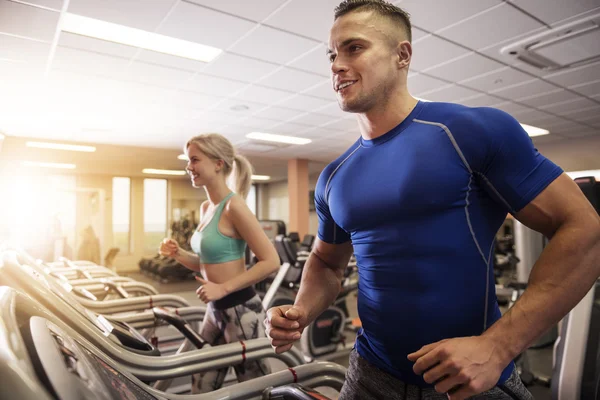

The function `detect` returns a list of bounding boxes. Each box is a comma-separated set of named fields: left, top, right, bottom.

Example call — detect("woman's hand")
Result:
left=195, top=276, right=229, bottom=302
left=159, top=238, right=179, bottom=257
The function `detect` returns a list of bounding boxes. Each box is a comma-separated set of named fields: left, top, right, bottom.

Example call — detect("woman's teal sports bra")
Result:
left=190, top=192, right=247, bottom=264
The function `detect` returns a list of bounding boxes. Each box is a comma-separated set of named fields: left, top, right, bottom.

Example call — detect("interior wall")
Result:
left=264, top=174, right=321, bottom=236
left=537, top=136, right=600, bottom=173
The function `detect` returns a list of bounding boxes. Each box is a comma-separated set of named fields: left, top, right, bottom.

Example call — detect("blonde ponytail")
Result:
left=233, top=153, right=253, bottom=199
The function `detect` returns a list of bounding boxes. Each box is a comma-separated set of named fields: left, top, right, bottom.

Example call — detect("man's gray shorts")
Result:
left=338, top=350, right=534, bottom=400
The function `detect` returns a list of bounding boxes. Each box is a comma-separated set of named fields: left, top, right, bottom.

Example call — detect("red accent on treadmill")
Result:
left=175, top=309, right=179, bottom=316
left=240, top=340, right=247, bottom=362
left=288, top=368, right=298, bottom=383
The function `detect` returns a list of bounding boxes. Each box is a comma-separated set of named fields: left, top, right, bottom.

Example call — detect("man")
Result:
left=264, top=0, right=600, bottom=399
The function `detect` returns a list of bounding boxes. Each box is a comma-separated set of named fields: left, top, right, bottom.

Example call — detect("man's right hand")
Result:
left=264, top=305, right=309, bottom=353
left=159, top=238, right=179, bottom=257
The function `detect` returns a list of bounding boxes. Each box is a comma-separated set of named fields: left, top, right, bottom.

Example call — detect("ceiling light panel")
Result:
left=61, top=13, right=222, bottom=62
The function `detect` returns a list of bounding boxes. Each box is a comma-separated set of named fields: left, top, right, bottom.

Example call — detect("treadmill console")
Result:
left=29, top=316, right=161, bottom=400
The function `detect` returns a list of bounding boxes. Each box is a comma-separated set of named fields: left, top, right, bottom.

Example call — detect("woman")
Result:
left=159, top=133, right=280, bottom=393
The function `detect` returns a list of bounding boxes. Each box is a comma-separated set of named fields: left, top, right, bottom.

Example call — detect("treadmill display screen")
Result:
left=82, top=348, right=159, bottom=400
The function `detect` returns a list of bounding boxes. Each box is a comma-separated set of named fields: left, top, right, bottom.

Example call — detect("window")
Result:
left=144, top=179, right=167, bottom=253
left=246, top=184, right=257, bottom=215
left=112, top=177, right=131, bottom=253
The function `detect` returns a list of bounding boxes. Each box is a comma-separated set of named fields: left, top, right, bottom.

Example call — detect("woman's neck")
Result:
left=204, top=179, right=232, bottom=205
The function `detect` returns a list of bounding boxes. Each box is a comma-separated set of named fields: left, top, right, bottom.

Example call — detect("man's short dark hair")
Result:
left=334, top=0, right=412, bottom=42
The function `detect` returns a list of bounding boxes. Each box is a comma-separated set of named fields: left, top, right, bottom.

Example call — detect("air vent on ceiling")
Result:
left=500, top=13, right=600, bottom=71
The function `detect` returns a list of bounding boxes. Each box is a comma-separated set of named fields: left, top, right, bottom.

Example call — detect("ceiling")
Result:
left=0, top=0, right=599, bottom=180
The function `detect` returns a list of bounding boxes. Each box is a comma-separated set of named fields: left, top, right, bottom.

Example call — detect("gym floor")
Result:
left=126, top=273, right=552, bottom=399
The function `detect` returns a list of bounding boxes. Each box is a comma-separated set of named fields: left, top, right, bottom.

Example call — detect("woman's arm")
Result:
left=173, top=248, right=202, bottom=272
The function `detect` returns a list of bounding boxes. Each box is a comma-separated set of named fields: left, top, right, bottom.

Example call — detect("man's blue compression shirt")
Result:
left=315, top=101, right=563, bottom=387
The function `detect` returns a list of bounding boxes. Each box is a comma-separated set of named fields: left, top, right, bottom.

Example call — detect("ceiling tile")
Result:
left=411, top=28, right=430, bottom=42
left=311, top=102, right=346, bottom=119
left=437, top=3, right=544, bottom=50
left=202, top=53, right=279, bottom=82
left=264, top=0, right=340, bottom=42
left=184, top=74, right=247, bottom=97
left=423, top=52, right=504, bottom=82
left=52, top=47, right=129, bottom=78
left=0, top=60, right=44, bottom=86
left=234, top=85, right=293, bottom=104
left=395, top=0, right=501, bottom=33
left=408, top=74, right=450, bottom=96
left=517, top=89, right=581, bottom=108
left=229, top=25, right=320, bottom=65
left=489, top=101, right=532, bottom=115
left=168, top=90, right=220, bottom=110
left=68, top=0, right=177, bottom=31
left=0, top=0, right=58, bottom=41
left=511, top=108, right=556, bottom=124
left=540, top=98, right=600, bottom=116
left=288, top=43, right=330, bottom=77
left=231, top=116, right=280, bottom=131
left=214, top=98, right=267, bottom=115
left=561, top=106, right=600, bottom=122
left=459, top=67, right=536, bottom=92
left=125, top=61, right=195, bottom=88
left=268, top=121, right=311, bottom=135
left=420, top=84, right=481, bottom=102
left=490, top=79, right=561, bottom=100
left=410, top=36, right=470, bottom=72
left=240, top=115, right=282, bottom=127
left=288, top=113, right=332, bottom=127
left=584, top=115, right=600, bottom=128
left=252, top=106, right=302, bottom=121
left=158, top=2, right=256, bottom=49
left=458, top=94, right=505, bottom=107
left=192, top=108, right=241, bottom=121
left=302, top=79, right=336, bottom=101
left=0, top=34, right=50, bottom=63
left=25, top=0, right=64, bottom=10
left=277, top=95, right=332, bottom=112
left=58, top=32, right=138, bottom=59
left=135, top=49, right=207, bottom=72
left=320, top=118, right=359, bottom=132
left=186, top=0, right=288, bottom=22
left=569, top=80, right=600, bottom=97
left=555, top=126, right=598, bottom=138
left=260, top=67, right=325, bottom=92
left=549, top=121, right=596, bottom=137
left=544, top=61, right=600, bottom=88
left=508, top=0, right=600, bottom=25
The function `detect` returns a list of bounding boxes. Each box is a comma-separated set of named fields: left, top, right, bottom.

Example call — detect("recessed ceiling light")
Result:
left=251, top=175, right=271, bottom=181
left=177, top=154, right=188, bottom=161
left=26, top=141, right=96, bottom=152
left=22, top=161, right=76, bottom=169
left=246, top=132, right=312, bottom=145
left=142, top=168, right=186, bottom=176
left=0, top=133, right=5, bottom=140
left=520, top=124, right=550, bottom=137
left=62, top=13, right=222, bottom=63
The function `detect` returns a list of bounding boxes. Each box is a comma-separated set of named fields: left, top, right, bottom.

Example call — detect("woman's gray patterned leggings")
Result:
left=191, top=294, right=271, bottom=393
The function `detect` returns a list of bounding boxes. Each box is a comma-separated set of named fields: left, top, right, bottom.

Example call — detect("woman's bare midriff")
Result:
left=201, top=258, right=246, bottom=285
